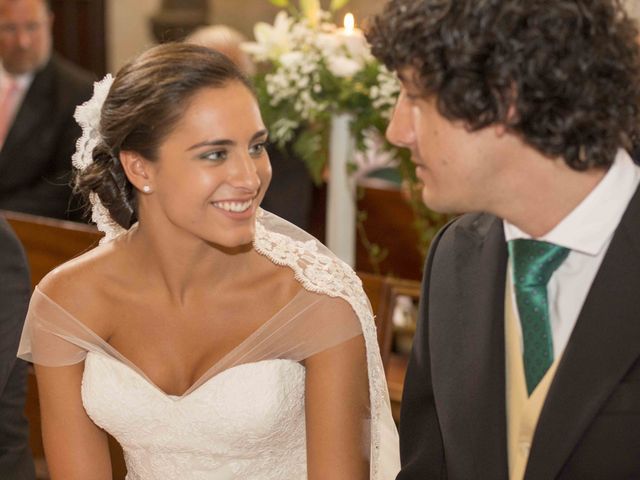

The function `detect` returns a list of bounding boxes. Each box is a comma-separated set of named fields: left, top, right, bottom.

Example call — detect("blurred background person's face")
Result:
left=0, top=0, right=52, bottom=74
left=186, top=25, right=256, bottom=76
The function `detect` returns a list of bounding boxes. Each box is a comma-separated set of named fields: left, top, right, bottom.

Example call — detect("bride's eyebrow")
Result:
left=253, top=129, right=269, bottom=140
left=187, top=139, right=234, bottom=151
left=186, top=130, right=269, bottom=151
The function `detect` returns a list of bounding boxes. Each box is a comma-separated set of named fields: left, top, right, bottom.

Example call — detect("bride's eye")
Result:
left=200, top=150, right=227, bottom=162
left=249, top=142, right=267, bottom=158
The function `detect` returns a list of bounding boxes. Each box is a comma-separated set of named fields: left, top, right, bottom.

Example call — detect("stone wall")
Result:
left=107, top=0, right=161, bottom=71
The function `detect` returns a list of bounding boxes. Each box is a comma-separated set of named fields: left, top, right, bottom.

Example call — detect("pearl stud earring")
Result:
left=142, top=185, right=151, bottom=193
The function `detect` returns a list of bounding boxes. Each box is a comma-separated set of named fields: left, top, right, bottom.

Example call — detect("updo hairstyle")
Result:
left=74, top=42, right=253, bottom=229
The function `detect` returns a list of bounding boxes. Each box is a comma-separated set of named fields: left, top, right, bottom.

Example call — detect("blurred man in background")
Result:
left=0, top=0, right=93, bottom=220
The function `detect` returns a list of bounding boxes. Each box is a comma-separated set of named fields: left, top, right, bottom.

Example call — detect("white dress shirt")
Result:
left=504, top=149, right=640, bottom=359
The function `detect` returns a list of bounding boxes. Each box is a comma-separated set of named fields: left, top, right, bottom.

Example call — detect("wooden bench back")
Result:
left=2, top=210, right=102, bottom=289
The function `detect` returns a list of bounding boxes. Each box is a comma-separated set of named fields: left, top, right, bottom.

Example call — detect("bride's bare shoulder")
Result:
left=38, top=241, right=127, bottom=328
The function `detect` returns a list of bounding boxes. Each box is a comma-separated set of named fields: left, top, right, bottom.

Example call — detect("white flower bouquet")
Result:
left=245, top=0, right=452, bottom=263
left=243, top=0, right=400, bottom=182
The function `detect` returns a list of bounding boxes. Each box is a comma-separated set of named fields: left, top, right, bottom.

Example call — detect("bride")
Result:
left=18, top=43, right=399, bottom=479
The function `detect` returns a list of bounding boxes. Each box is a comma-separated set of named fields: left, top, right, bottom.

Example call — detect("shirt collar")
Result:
left=504, top=149, right=640, bottom=255
left=0, top=63, right=34, bottom=91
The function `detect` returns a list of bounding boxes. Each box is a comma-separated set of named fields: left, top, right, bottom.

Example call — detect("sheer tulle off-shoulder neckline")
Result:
left=29, top=286, right=339, bottom=398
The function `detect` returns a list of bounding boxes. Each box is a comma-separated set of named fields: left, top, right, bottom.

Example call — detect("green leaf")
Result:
left=269, top=0, right=290, bottom=7
left=330, top=0, right=351, bottom=11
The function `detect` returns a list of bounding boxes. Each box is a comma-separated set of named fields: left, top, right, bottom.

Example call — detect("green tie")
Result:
left=508, top=239, right=570, bottom=395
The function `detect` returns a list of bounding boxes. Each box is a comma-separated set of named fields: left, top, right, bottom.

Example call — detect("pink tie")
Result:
left=0, top=78, right=20, bottom=148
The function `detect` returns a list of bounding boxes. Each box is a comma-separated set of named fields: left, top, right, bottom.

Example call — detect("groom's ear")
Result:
left=119, top=150, right=152, bottom=193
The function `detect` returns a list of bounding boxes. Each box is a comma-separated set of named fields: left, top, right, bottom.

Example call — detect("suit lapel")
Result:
left=525, top=187, right=640, bottom=479
left=430, top=214, right=509, bottom=478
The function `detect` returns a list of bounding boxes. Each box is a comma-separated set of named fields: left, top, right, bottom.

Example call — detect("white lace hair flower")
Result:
left=72, top=73, right=114, bottom=171
left=71, top=73, right=127, bottom=243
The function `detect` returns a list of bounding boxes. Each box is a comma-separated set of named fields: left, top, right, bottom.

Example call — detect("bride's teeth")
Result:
left=212, top=200, right=253, bottom=213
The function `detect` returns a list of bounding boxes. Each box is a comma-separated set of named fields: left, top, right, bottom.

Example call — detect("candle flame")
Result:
left=343, top=13, right=355, bottom=34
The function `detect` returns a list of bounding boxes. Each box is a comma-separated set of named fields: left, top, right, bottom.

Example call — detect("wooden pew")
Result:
left=2, top=210, right=102, bottom=290
left=359, top=271, right=420, bottom=422
left=356, top=185, right=425, bottom=281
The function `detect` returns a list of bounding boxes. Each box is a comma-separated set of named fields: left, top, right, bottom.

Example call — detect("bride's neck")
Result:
left=123, top=222, right=254, bottom=306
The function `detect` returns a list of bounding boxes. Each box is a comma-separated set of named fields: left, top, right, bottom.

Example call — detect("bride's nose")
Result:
left=227, top=153, right=261, bottom=191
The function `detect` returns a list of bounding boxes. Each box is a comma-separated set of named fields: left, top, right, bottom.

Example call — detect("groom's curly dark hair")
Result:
left=366, top=0, right=640, bottom=170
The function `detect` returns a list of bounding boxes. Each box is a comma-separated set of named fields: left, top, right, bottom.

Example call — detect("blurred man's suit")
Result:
left=0, top=53, right=92, bottom=219
left=0, top=218, right=34, bottom=479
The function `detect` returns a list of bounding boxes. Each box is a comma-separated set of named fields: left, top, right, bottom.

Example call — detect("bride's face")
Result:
left=145, top=81, right=272, bottom=248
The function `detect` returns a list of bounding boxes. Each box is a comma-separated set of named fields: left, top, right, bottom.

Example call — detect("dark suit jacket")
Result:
left=0, top=219, right=34, bottom=479
left=397, top=186, right=640, bottom=479
left=0, top=53, right=93, bottom=220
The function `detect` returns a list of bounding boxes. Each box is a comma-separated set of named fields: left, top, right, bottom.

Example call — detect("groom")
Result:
left=368, top=0, right=640, bottom=478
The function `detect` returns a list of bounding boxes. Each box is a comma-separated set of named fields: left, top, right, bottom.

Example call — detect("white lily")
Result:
left=242, top=11, right=293, bottom=62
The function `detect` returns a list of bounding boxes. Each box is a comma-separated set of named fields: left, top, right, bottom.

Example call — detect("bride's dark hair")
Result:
left=74, top=42, right=253, bottom=228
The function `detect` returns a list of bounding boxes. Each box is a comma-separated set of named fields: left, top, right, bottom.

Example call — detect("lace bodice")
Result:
left=83, top=354, right=307, bottom=479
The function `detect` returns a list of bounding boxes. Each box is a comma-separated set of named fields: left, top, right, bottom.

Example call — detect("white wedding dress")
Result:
left=19, top=210, right=400, bottom=479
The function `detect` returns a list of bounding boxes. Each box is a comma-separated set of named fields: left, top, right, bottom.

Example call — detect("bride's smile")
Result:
left=211, top=197, right=257, bottom=215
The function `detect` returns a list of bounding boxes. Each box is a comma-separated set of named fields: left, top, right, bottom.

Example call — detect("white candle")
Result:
left=336, top=12, right=366, bottom=54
